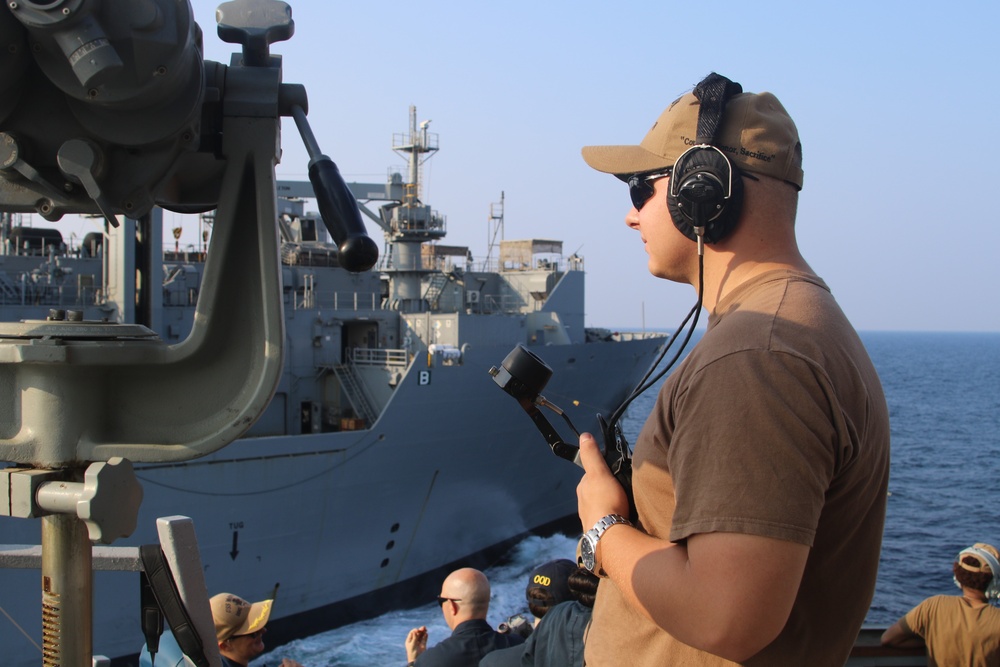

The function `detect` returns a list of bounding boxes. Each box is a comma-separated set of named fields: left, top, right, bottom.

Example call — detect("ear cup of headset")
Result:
left=667, top=147, right=744, bottom=244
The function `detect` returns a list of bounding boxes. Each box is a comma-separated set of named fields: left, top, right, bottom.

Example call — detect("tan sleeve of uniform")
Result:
left=903, top=598, right=934, bottom=637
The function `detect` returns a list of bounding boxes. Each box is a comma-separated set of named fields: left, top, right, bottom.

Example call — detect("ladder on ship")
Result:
left=332, top=363, right=377, bottom=425
left=423, top=272, right=450, bottom=309
left=0, top=273, right=21, bottom=303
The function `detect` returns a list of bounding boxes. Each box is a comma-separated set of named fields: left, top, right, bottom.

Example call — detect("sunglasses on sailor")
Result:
left=232, top=628, right=265, bottom=640
left=627, top=169, right=672, bottom=211
left=436, top=596, right=461, bottom=608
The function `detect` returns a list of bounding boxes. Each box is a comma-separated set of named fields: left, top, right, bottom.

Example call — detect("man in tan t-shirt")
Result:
left=882, top=543, right=1000, bottom=666
left=574, top=72, right=890, bottom=665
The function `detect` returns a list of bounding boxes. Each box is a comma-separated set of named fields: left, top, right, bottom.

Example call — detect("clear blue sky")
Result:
left=55, top=1, right=1000, bottom=332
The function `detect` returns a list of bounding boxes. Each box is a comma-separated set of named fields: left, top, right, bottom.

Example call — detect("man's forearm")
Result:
left=880, top=619, right=923, bottom=648
left=599, top=526, right=808, bottom=661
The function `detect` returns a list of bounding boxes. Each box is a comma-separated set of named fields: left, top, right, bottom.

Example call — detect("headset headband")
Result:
left=692, top=73, right=743, bottom=145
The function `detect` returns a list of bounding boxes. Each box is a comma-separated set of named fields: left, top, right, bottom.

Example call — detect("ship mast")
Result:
left=486, top=192, right=504, bottom=272
left=382, top=106, right=446, bottom=312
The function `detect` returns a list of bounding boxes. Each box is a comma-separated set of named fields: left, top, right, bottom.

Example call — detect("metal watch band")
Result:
left=585, top=513, right=632, bottom=577
left=592, top=513, right=631, bottom=538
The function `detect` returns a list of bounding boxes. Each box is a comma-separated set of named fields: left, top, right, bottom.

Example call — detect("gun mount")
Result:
left=0, top=1, right=376, bottom=664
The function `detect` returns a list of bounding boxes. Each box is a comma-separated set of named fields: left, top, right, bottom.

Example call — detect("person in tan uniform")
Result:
left=882, top=543, right=1000, bottom=666
left=574, top=72, right=890, bottom=665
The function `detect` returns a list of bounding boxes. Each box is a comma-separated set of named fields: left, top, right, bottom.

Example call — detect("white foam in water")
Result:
left=251, top=533, right=579, bottom=667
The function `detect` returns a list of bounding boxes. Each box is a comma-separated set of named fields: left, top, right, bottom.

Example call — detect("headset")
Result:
left=667, top=73, right=746, bottom=245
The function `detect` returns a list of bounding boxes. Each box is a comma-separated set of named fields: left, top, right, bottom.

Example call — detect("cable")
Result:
left=603, top=238, right=706, bottom=438
left=0, top=603, right=43, bottom=654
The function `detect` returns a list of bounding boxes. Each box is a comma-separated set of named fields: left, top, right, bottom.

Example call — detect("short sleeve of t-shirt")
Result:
left=903, top=597, right=936, bottom=637
left=666, top=347, right=838, bottom=546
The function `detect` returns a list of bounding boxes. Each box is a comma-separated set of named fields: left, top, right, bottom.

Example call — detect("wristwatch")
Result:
left=580, top=513, right=631, bottom=576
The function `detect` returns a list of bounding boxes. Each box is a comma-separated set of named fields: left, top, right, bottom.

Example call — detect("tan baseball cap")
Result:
left=210, top=593, right=273, bottom=642
left=958, top=543, right=1000, bottom=574
left=582, top=88, right=804, bottom=189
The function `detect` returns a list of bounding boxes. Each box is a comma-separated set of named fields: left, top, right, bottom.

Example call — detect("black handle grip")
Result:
left=307, top=155, right=379, bottom=273
left=598, top=414, right=637, bottom=523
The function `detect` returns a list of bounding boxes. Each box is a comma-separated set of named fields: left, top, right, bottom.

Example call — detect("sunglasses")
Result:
left=232, top=628, right=265, bottom=640
left=627, top=169, right=672, bottom=211
left=436, top=596, right=461, bottom=607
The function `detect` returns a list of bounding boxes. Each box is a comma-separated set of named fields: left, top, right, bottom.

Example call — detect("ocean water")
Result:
left=253, top=331, right=1000, bottom=666
left=863, top=332, right=1000, bottom=623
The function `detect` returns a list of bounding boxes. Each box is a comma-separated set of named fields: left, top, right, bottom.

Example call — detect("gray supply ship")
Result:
left=0, top=3, right=662, bottom=662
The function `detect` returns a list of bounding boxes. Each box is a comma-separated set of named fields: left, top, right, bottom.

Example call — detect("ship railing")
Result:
left=613, top=331, right=666, bottom=342
left=474, top=253, right=584, bottom=274
left=0, top=276, right=101, bottom=308
left=348, top=347, right=408, bottom=368
left=285, top=289, right=380, bottom=311
left=392, top=211, right=446, bottom=234
left=164, top=284, right=380, bottom=312
left=329, top=291, right=380, bottom=311
left=163, top=248, right=207, bottom=263
left=479, top=293, right=537, bottom=315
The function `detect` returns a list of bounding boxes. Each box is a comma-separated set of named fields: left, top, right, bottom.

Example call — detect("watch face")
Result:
left=580, top=534, right=597, bottom=571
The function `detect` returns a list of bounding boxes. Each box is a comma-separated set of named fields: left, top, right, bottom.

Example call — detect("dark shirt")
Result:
left=219, top=655, right=242, bottom=667
left=478, top=642, right=524, bottom=667
left=521, top=601, right=590, bottom=667
left=478, top=602, right=591, bottom=667
left=416, top=619, right=524, bottom=667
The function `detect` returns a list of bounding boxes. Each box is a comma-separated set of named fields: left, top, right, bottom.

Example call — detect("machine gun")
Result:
left=0, top=2, right=376, bottom=664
